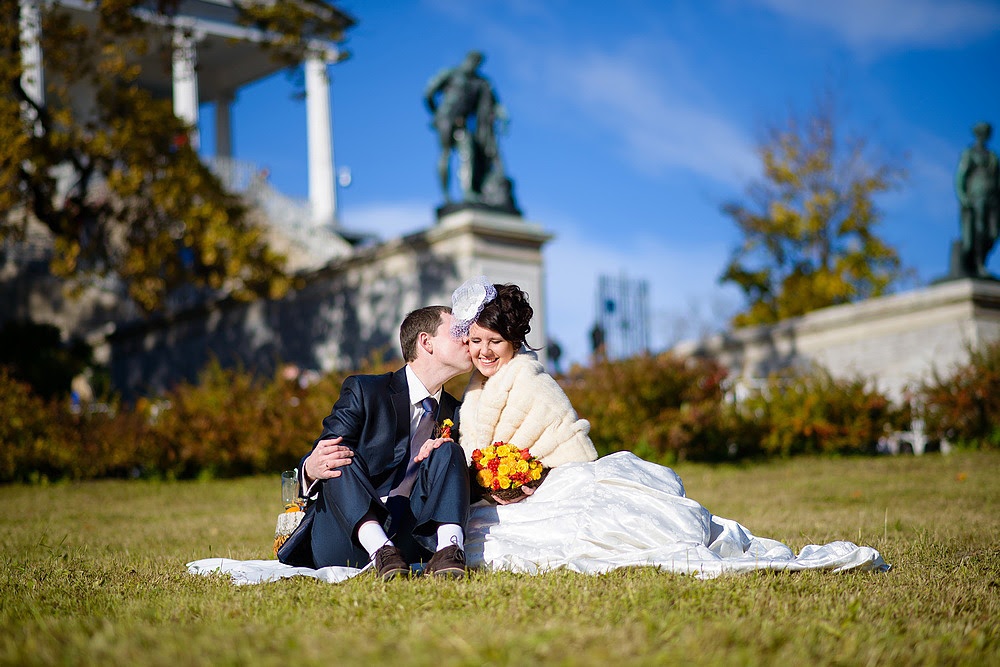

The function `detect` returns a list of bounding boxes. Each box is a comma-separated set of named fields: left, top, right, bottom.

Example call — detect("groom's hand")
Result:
left=413, top=437, right=453, bottom=463
left=303, top=437, right=354, bottom=484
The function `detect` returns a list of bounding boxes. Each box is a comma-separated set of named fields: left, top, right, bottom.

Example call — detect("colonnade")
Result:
left=18, top=0, right=340, bottom=226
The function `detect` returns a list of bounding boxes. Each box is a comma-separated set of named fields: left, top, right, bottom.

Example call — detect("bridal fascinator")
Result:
left=451, top=276, right=496, bottom=338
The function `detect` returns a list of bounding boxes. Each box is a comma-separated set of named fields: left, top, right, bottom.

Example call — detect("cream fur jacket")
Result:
left=458, top=351, right=598, bottom=468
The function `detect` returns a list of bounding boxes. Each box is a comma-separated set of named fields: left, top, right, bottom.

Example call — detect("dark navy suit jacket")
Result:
left=305, top=367, right=461, bottom=497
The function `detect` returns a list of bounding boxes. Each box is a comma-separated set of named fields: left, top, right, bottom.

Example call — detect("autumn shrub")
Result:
left=917, top=338, right=1000, bottom=449
left=67, top=403, right=153, bottom=479
left=0, top=367, right=70, bottom=482
left=4, top=342, right=921, bottom=483
left=139, top=361, right=346, bottom=478
left=1, top=367, right=154, bottom=482
left=735, top=366, right=906, bottom=457
left=0, top=347, right=418, bottom=483
left=559, top=353, right=736, bottom=463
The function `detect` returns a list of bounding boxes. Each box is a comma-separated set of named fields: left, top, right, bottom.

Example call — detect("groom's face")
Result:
left=432, top=313, right=473, bottom=374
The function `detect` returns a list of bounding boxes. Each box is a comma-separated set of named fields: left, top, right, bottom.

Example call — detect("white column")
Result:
left=215, top=93, right=233, bottom=158
left=18, top=0, right=44, bottom=127
left=305, top=51, right=336, bottom=226
left=172, top=28, right=200, bottom=150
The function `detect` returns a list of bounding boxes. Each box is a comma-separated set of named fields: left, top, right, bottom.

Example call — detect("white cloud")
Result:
left=750, top=0, right=1000, bottom=55
left=535, top=47, right=759, bottom=187
left=467, top=20, right=759, bottom=188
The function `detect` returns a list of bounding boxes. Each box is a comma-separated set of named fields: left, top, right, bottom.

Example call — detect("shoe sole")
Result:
left=427, top=567, right=466, bottom=578
left=379, top=566, right=409, bottom=581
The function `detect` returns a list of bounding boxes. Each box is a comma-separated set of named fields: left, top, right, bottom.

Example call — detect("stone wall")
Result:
left=107, top=209, right=552, bottom=397
left=673, top=279, right=1000, bottom=403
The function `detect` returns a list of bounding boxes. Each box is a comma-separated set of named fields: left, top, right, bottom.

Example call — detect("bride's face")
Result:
left=468, top=322, right=516, bottom=378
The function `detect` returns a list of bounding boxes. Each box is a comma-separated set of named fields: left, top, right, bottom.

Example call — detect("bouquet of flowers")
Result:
left=470, top=441, right=548, bottom=502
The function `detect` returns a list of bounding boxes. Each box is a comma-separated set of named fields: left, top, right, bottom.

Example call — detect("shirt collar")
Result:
left=405, top=365, right=442, bottom=407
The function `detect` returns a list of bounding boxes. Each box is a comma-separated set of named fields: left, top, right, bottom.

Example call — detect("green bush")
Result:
left=735, top=367, right=906, bottom=457
left=559, top=353, right=735, bottom=463
left=917, top=338, right=1000, bottom=449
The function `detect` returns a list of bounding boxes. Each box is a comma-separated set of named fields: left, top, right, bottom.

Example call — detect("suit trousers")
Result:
left=310, top=441, right=470, bottom=568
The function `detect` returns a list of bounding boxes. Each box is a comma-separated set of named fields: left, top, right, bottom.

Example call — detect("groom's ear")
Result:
left=418, top=330, right=433, bottom=356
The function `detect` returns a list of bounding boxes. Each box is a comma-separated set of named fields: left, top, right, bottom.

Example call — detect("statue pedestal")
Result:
left=430, top=208, right=552, bottom=357
left=436, top=200, right=522, bottom=219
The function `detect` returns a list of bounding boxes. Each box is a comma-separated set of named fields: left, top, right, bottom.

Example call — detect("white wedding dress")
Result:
left=465, top=451, right=887, bottom=578
left=188, top=451, right=888, bottom=583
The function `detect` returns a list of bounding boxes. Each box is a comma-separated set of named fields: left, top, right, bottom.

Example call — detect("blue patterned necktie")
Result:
left=389, top=396, right=438, bottom=498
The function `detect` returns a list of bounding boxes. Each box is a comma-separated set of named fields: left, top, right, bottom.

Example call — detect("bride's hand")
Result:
left=493, top=484, right=535, bottom=505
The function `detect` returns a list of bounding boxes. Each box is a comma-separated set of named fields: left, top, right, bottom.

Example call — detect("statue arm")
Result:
left=955, top=151, right=971, bottom=206
left=424, top=69, right=451, bottom=114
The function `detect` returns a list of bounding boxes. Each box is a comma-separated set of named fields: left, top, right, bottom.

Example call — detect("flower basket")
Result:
left=487, top=465, right=550, bottom=502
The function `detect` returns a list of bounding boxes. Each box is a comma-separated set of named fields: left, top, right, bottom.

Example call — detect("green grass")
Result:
left=2, top=451, right=997, bottom=666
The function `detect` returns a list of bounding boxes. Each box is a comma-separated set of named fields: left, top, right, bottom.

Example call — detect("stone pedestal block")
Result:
left=674, top=279, right=1000, bottom=403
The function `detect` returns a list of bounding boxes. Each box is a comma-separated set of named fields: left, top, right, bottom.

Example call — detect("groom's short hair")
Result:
left=400, top=305, right=452, bottom=362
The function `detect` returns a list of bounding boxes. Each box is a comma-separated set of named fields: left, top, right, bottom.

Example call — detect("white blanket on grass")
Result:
left=187, top=452, right=889, bottom=583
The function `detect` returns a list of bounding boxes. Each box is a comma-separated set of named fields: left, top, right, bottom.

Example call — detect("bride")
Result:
left=443, top=277, right=888, bottom=578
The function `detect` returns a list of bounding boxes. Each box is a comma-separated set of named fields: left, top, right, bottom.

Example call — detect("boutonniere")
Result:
left=433, top=418, right=454, bottom=439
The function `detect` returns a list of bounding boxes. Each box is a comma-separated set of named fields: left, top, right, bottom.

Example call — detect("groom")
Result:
left=290, top=305, right=473, bottom=579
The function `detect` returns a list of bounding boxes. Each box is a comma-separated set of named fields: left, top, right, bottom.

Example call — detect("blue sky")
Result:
left=201, top=0, right=1000, bottom=366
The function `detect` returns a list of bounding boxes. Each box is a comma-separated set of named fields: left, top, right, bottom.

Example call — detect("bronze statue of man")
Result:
left=955, top=122, right=1000, bottom=277
left=424, top=51, right=519, bottom=215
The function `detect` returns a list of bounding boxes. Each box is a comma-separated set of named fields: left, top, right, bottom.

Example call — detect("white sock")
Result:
left=436, top=524, right=464, bottom=551
left=356, top=520, right=392, bottom=558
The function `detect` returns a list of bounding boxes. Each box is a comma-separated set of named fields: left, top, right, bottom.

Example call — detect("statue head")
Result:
left=463, top=50, right=484, bottom=71
left=973, top=122, right=993, bottom=142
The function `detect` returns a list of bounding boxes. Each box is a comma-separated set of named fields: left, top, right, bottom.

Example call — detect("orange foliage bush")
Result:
left=917, top=339, right=1000, bottom=449
left=736, top=367, right=906, bottom=457
left=140, top=360, right=352, bottom=478
left=559, top=353, right=736, bottom=463
left=0, top=368, right=69, bottom=482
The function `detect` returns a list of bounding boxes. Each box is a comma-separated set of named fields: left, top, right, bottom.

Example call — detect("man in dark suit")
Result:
left=292, top=305, right=473, bottom=579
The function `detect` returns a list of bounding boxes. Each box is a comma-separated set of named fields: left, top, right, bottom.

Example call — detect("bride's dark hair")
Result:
left=476, top=284, right=533, bottom=349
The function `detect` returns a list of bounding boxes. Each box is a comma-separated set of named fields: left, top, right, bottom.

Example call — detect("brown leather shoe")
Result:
left=424, top=544, right=467, bottom=578
left=373, top=544, right=409, bottom=581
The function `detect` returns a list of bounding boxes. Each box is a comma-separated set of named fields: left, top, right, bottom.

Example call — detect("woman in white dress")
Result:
left=446, top=277, right=889, bottom=579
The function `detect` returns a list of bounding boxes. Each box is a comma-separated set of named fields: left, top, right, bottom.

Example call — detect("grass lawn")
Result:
left=2, top=450, right=997, bottom=666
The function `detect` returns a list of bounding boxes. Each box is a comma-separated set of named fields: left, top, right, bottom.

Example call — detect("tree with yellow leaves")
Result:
left=720, top=99, right=907, bottom=327
left=1, top=0, right=353, bottom=313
